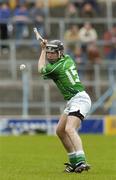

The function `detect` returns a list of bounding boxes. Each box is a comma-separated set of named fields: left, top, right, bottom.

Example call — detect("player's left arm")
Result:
left=38, top=40, right=47, bottom=72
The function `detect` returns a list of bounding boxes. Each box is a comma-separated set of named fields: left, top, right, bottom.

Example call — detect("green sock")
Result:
left=68, top=152, right=77, bottom=166
left=75, top=154, right=86, bottom=164
left=75, top=151, right=86, bottom=165
left=68, top=151, right=86, bottom=167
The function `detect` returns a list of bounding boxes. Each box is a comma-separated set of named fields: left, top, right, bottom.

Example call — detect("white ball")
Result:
left=20, top=64, right=26, bottom=71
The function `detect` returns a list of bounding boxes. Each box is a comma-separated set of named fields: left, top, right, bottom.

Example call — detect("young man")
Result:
left=38, top=39, right=91, bottom=173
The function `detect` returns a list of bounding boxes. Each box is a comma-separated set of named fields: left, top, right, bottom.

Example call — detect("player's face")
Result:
left=46, top=52, right=59, bottom=62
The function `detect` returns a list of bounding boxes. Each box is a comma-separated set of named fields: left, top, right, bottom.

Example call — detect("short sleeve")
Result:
left=40, top=64, right=53, bottom=79
left=40, top=61, right=63, bottom=79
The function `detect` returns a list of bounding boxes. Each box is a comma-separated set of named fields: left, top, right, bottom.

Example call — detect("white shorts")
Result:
left=64, top=91, right=91, bottom=118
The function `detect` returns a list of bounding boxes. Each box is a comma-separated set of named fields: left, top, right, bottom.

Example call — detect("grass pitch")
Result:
left=0, top=135, right=116, bottom=180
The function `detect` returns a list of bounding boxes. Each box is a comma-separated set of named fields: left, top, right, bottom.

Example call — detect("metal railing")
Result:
left=0, top=53, right=116, bottom=116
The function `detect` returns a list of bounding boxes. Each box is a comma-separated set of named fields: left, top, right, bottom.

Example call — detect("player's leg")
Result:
left=65, top=114, right=90, bottom=173
left=56, top=113, right=75, bottom=153
left=65, top=115, right=83, bottom=151
left=65, top=91, right=91, bottom=172
left=56, top=113, right=78, bottom=172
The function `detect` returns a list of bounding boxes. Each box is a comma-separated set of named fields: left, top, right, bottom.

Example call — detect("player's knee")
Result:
left=65, top=125, right=74, bottom=136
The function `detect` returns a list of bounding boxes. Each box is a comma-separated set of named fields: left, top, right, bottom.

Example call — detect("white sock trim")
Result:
left=76, top=150, right=85, bottom=156
left=68, top=152, right=76, bottom=156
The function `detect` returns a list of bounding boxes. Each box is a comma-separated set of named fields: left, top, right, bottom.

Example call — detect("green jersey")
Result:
left=40, top=55, right=85, bottom=100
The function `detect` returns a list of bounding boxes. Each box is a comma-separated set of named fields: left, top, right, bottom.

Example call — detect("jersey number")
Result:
left=66, top=65, right=80, bottom=85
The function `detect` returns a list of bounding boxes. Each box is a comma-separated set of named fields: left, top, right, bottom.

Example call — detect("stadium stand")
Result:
left=0, top=0, right=116, bottom=116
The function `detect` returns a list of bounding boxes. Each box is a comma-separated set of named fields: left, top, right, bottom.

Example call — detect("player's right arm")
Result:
left=38, top=40, right=47, bottom=72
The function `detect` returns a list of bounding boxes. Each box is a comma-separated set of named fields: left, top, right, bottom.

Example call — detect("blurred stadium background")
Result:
left=0, top=1, right=116, bottom=180
left=0, top=0, right=116, bottom=136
